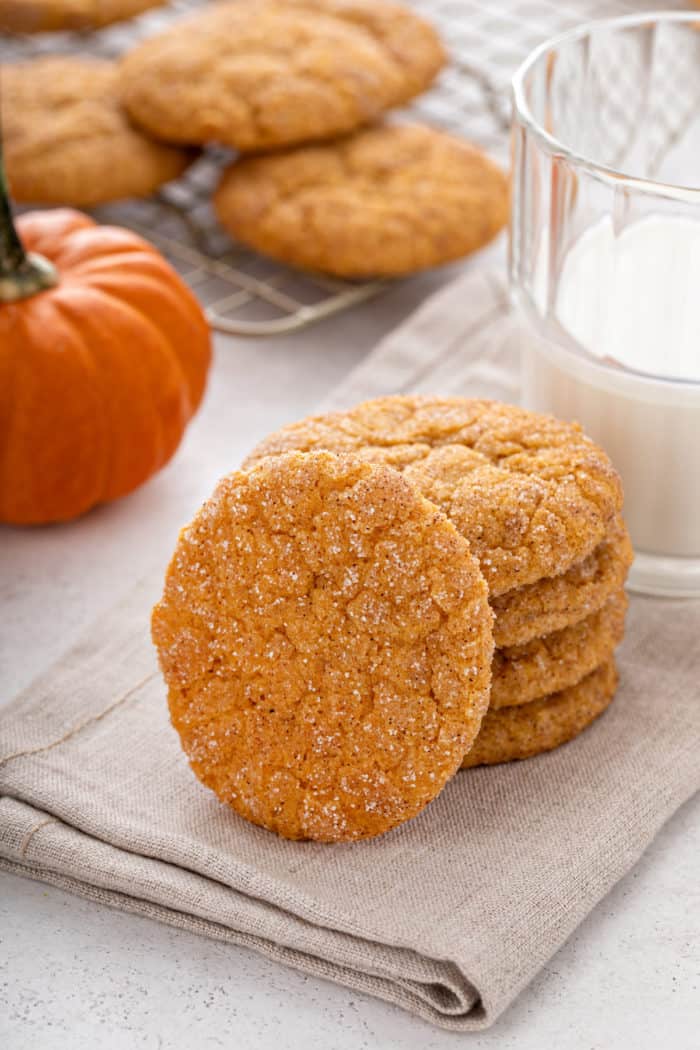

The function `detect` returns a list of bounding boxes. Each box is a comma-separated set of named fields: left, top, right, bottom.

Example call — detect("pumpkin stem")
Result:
left=0, top=141, right=58, bottom=303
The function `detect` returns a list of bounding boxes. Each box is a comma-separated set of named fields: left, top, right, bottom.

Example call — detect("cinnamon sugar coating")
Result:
left=462, top=659, right=618, bottom=769
left=152, top=451, right=493, bottom=842
left=244, top=396, right=624, bottom=597
left=492, top=590, right=626, bottom=708
left=493, top=515, right=632, bottom=646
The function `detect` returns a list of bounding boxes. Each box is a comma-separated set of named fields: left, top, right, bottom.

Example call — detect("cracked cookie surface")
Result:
left=120, top=0, right=445, bottom=151
left=2, top=58, right=191, bottom=207
left=493, top=514, right=632, bottom=646
left=152, top=451, right=493, bottom=842
left=462, top=659, right=618, bottom=768
left=492, top=589, right=627, bottom=708
left=214, top=123, right=508, bottom=277
left=244, top=396, right=623, bottom=596
left=0, top=0, right=162, bottom=31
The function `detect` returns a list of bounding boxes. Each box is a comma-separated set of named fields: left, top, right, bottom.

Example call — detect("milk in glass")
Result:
left=522, top=215, right=700, bottom=595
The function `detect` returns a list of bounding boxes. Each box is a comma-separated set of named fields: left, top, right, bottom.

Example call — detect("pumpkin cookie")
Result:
left=2, top=58, right=191, bottom=208
left=492, top=589, right=627, bottom=709
left=152, top=451, right=494, bottom=843
left=213, top=124, right=508, bottom=277
left=493, top=515, right=633, bottom=647
left=244, top=396, right=623, bottom=596
left=462, top=659, right=618, bottom=769
left=0, top=0, right=162, bottom=32
left=120, top=0, right=445, bottom=151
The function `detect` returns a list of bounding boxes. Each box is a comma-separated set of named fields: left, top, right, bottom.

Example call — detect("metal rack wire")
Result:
left=1, top=0, right=660, bottom=335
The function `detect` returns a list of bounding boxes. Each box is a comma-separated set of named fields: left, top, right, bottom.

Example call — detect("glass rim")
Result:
left=511, top=10, right=700, bottom=201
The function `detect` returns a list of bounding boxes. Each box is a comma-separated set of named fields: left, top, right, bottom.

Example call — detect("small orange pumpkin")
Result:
left=0, top=159, right=211, bottom=525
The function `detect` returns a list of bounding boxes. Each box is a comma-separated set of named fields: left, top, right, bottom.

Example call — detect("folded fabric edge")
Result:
left=0, top=796, right=484, bottom=1025
left=0, top=851, right=489, bottom=1032
left=463, top=756, right=700, bottom=1010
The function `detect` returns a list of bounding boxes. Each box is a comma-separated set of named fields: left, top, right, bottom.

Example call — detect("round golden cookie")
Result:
left=492, top=589, right=627, bottom=709
left=243, top=396, right=624, bottom=597
left=119, top=0, right=445, bottom=152
left=462, top=659, right=618, bottom=769
left=213, top=124, right=508, bottom=278
left=492, top=514, right=633, bottom=647
left=2, top=58, right=191, bottom=208
left=0, top=0, right=162, bottom=32
left=152, top=451, right=494, bottom=843
left=272, top=0, right=445, bottom=100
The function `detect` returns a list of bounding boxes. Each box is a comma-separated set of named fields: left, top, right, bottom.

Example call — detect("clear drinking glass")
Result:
left=510, top=13, right=700, bottom=597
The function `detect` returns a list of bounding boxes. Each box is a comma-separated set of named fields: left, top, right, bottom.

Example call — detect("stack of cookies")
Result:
left=2, top=0, right=510, bottom=277
left=243, top=397, right=633, bottom=770
left=152, top=397, right=632, bottom=843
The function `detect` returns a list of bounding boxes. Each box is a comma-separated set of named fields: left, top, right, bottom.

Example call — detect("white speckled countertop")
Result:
left=1, top=267, right=699, bottom=1049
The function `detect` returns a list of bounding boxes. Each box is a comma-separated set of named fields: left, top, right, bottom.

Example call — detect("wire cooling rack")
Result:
left=0, top=0, right=661, bottom=335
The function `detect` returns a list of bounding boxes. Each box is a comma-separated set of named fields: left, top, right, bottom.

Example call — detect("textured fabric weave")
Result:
left=1, top=270, right=699, bottom=1030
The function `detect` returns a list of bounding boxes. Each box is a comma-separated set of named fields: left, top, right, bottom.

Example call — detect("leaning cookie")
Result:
left=243, top=396, right=623, bottom=596
left=152, top=451, right=494, bottom=843
left=214, top=125, right=508, bottom=277
left=120, top=0, right=445, bottom=152
left=462, top=660, right=618, bottom=769
left=2, top=58, right=191, bottom=208
left=0, top=0, right=163, bottom=31
left=491, top=590, right=627, bottom=709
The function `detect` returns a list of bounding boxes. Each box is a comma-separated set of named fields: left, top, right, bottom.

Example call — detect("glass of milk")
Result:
left=510, top=12, right=700, bottom=597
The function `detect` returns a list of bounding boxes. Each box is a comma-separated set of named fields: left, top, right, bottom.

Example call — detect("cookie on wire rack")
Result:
left=2, top=57, right=192, bottom=207
left=119, top=0, right=445, bottom=152
left=0, top=0, right=163, bottom=32
left=213, top=124, right=509, bottom=278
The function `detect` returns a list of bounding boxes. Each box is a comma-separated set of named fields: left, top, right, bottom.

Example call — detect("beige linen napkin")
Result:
left=1, top=269, right=699, bottom=1031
